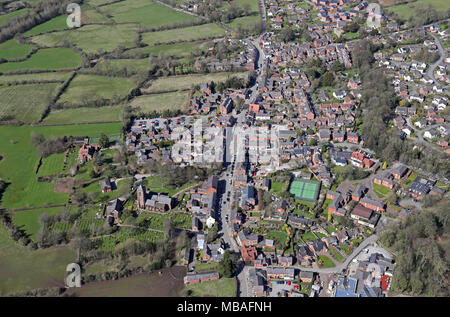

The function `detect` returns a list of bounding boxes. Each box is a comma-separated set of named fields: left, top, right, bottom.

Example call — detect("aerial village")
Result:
left=72, top=0, right=449, bottom=297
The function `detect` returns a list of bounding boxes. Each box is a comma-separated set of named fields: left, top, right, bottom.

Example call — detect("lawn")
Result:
left=266, top=230, right=288, bottom=246
left=373, top=183, right=391, bottom=198
left=302, top=231, right=316, bottom=242
left=129, top=91, right=189, bottom=113
left=30, top=24, right=138, bottom=54
left=141, top=24, right=226, bottom=46
left=185, top=277, right=236, bottom=297
left=0, top=223, right=76, bottom=296
left=0, top=83, right=60, bottom=123
left=328, top=246, right=345, bottom=262
left=318, top=255, right=335, bottom=268
left=143, top=175, right=193, bottom=197
left=0, top=38, right=34, bottom=60
left=270, top=181, right=286, bottom=195
left=12, top=207, right=64, bottom=240
left=58, top=74, right=135, bottom=106
left=0, top=48, right=82, bottom=72
left=339, top=243, right=353, bottom=255
left=100, top=0, right=199, bottom=27
left=143, top=72, right=248, bottom=94
left=43, top=105, right=123, bottom=124
left=0, top=123, right=121, bottom=209
left=226, top=14, right=261, bottom=32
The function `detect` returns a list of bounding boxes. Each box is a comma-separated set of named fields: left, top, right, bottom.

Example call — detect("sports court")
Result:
left=289, top=178, right=320, bottom=202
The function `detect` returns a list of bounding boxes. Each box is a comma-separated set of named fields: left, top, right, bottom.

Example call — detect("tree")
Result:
left=99, top=133, right=110, bottom=148
left=218, top=250, right=237, bottom=278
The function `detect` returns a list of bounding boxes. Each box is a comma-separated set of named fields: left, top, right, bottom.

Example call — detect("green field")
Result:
left=140, top=40, right=210, bottom=58
left=143, top=72, right=248, bottom=94
left=92, top=58, right=150, bottom=74
left=373, top=183, right=391, bottom=198
left=266, top=230, right=289, bottom=246
left=58, top=74, right=135, bottom=106
left=186, top=277, right=236, bottom=297
left=100, top=0, right=199, bottom=27
left=0, top=48, right=82, bottom=72
left=12, top=207, right=64, bottom=240
left=129, top=90, right=189, bottom=113
left=0, top=38, right=34, bottom=60
left=30, top=24, right=138, bottom=54
left=37, top=152, right=65, bottom=177
left=0, top=223, right=76, bottom=295
left=328, top=246, right=345, bottom=262
left=142, top=24, right=226, bottom=46
left=318, top=255, right=335, bottom=268
left=0, top=83, right=60, bottom=122
left=23, top=15, right=69, bottom=37
left=0, top=8, right=29, bottom=26
left=289, top=179, right=320, bottom=203
left=143, top=175, right=194, bottom=197
left=44, top=105, right=122, bottom=124
left=0, top=123, right=121, bottom=209
left=226, top=14, right=261, bottom=32
left=0, top=72, right=72, bottom=86
left=386, top=0, right=450, bottom=20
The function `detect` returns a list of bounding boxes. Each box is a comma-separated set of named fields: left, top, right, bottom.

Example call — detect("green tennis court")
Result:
left=289, top=178, right=320, bottom=202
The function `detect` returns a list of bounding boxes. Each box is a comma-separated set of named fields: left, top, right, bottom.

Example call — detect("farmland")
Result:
left=385, top=0, right=450, bottom=20
left=0, top=83, right=60, bottom=123
left=58, top=74, right=135, bottom=106
left=23, top=15, right=69, bottom=38
left=30, top=24, right=138, bottom=54
left=0, top=72, right=72, bottom=86
left=0, top=223, right=76, bottom=296
left=43, top=105, right=122, bottom=124
left=0, top=38, right=34, bottom=60
left=12, top=207, right=64, bottom=240
left=100, top=0, right=199, bottom=27
left=141, top=24, right=227, bottom=46
left=140, top=40, right=210, bottom=58
left=129, top=90, right=189, bottom=113
left=0, top=123, right=121, bottom=209
left=143, top=72, right=249, bottom=94
left=0, top=48, right=82, bottom=72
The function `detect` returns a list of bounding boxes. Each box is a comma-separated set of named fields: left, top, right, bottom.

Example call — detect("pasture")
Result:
left=143, top=72, right=249, bottom=94
left=141, top=23, right=226, bottom=46
left=0, top=123, right=121, bottom=209
left=92, top=58, right=150, bottom=74
left=0, top=8, right=29, bottom=26
left=0, top=38, right=34, bottom=60
left=30, top=24, right=138, bottom=54
left=12, top=207, right=64, bottom=240
left=23, top=15, right=68, bottom=38
left=0, top=72, right=72, bottom=86
left=43, top=105, right=122, bottom=124
left=385, top=0, right=450, bottom=20
left=100, top=0, right=199, bottom=27
left=0, top=83, right=60, bottom=123
left=139, top=40, right=210, bottom=58
left=0, top=48, right=82, bottom=72
left=0, top=223, right=76, bottom=296
left=129, top=90, right=189, bottom=113
left=58, top=74, right=135, bottom=106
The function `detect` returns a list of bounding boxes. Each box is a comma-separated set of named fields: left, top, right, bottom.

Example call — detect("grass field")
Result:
left=186, top=277, right=236, bottom=297
left=267, top=230, right=289, bottom=246
left=30, top=24, right=138, bottom=54
left=100, top=0, right=199, bottom=27
left=58, top=74, right=135, bottom=105
left=0, top=48, right=82, bottom=72
left=373, top=183, right=391, bottom=198
left=37, top=152, right=65, bottom=177
left=44, top=105, right=122, bottom=124
left=0, top=223, right=76, bottom=296
left=0, top=72, right=72, bottom=86
left=226, top=14, right=261, bottom=32
left=0, top=8, right=29, bottom=26
left=0, top=123, right=121, bottom=209
left=12, top=207, right=64, bottom=240
left=143, top=175, right=194, bottom=197
left=0, top=38, right=34, bottom=60
left=318, top=255, right=335, bottom=268
left=129, top=90, right=189, bottom=113
left=140, top=40, right=210, bottom=58
left=142, top=23, right=226, bottom=46
left=92, top=58, right=150, bottom=74
left=143, top=72, right=248, bottom=94
left=386, top=0, right=450, bottom=20
left=23, top=15, right=68, bottom=38
left=0, top=83, right=60, bottom=122
left=328, top=246, right=345, bottom=262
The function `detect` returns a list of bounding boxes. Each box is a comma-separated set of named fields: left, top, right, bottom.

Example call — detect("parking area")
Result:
left=268, top=280, right=298, bottom=297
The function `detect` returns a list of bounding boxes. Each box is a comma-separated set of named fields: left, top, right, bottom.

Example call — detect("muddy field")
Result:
left=65, top=266, right=187, bottom=297
left=54, top=178, right=74, bottom=193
